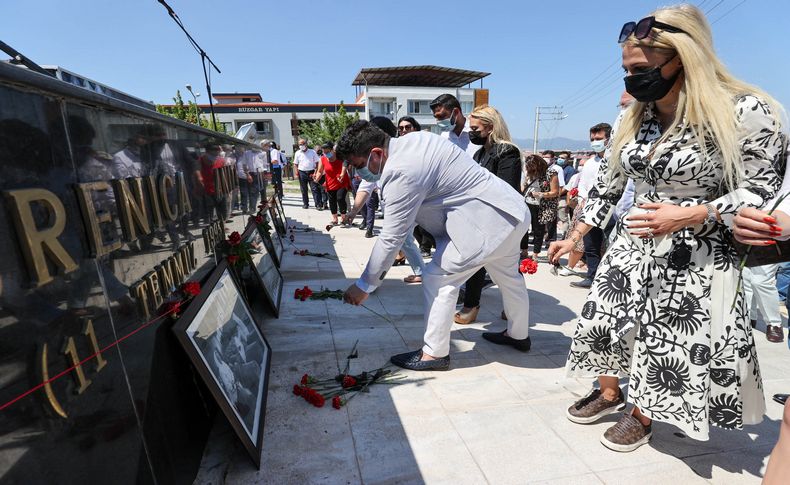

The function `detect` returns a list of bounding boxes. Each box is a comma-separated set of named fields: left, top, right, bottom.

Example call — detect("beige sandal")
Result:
left=454, top=306, right=480, bottom=325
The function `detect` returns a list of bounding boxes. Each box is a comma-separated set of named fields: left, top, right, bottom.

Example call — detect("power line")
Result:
left=563, top=69, right=624, bottom=110
left=558, top=57, right=621, bottom=107
left=705, top=0, right=726, bottom=14
left=712, top=0, right=748, bottom=24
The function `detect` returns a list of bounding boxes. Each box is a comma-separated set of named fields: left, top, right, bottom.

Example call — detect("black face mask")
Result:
left=623, top=56, right=681, bottom=102
left=469, top=130, right=487, bottom=145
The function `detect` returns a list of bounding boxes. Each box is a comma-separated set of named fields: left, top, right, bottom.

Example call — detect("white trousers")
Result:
left=421, top=216, right=531, bottom=357
left=743, top=263, right=782, bottom=326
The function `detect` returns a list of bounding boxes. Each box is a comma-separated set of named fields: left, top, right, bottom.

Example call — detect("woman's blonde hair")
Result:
left=469, top=104, right=521, bottom=155
left=610, top=3, right=784, bottom=191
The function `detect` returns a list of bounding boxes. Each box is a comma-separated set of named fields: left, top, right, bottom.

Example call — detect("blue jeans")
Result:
left=776, top=262, right=790, bottom=301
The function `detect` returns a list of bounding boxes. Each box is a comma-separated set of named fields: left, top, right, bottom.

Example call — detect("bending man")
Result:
left=338, top=120, right=532, bottom=371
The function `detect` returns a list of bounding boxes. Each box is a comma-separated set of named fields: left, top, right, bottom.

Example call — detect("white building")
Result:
left=352, top=65, right=490, bottom=133
left=194, top=92, right=364, bottom=156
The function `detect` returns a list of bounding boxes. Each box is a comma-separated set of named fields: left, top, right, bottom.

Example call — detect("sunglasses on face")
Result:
left=618, top=16, right=688, bottom=43
left=398, top=124, right=413, bottom=132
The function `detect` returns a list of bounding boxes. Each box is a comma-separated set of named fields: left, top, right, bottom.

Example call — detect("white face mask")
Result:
left=590, top=139, right=606, bottom=153
left=299, top=144, right=307, bottom=152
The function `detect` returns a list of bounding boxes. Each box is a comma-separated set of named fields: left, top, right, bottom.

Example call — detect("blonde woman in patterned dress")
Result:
left=549, top=4, right=786, bottom=452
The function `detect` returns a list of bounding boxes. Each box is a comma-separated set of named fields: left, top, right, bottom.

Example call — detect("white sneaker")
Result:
left=557, top=266, right=580, bottom=277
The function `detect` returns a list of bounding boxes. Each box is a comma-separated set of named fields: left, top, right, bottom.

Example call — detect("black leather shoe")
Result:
left=773, top=394, right=789, bottom=405
left=766, top=325, right=785, bottom=343
left=482, top=331, right=531, bottom=352
left=390, top=349, right=450, bottom=371
left=570, top=278, right=593, bottom=289
left=365, top=227, right=374, bottom=238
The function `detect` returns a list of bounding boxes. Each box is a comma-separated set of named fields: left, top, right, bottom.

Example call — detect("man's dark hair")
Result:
left=429, top=93, right=461, bottom=113
left=541, top=150, right=555, bottom=158
left=369, top=116, right=397, bottom=137
left=321, top=141, right=334, bottom=150
left=559, top=151, right=571, bottom=159
left=336, top=120, right=389, bottom=160
left=590, top=122, right=612, bottom=138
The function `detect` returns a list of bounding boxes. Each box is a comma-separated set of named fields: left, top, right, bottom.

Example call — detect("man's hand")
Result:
left=343, top=284, right=369, bottom=306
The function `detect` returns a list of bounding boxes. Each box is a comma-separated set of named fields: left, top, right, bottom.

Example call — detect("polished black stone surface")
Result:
left=0, top=63, right=264, bottom=484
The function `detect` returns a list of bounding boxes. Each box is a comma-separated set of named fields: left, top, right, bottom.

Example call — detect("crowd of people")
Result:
left=298, top=4, right=790, bottom=478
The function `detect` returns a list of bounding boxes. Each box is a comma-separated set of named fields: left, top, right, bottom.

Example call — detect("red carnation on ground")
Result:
left=301, top=374, right=311, bottom=385
left=342, top=375, right=357, bottom=388
left=228, top=231, right=242, bottom=246
left=294, top=288, right=303, bottom=299
left=293, top=385, right=302, bottom=396
left=332, top=396, right=343, bottom=409
left=312, top=394, right=325, bottom=408
left=519, top=258, right=538, bottom=275
left=227, top=254, right=239, bottom=264
left=182, top=281, right=201, bottom=296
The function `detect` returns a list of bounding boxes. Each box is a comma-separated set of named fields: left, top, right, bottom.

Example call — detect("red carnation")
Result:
left=332, top=396, right=343, bottom=409
left=228, top=231, right=242, bottom=246
left=294, top=288, right=303, bottom=299
left=255, top=215, right=264, bottom=224
left=301, top=374, right=311, bottom=385
left=292, top=385, right=302, bottom=396
left=342, top=375, right=357, bottom=388
left=519, top=258, right=538, bottom=275
left=300, top=250, right=307, bottom=256
left=182, top=281, right=201, bottom=296
left=312, top=393, right=325, bottom=408
left=162, top=300, right=181, bottom=318
left=227, top=254, right=239, bottom=265
left=569, top=187, right=579, bottom=198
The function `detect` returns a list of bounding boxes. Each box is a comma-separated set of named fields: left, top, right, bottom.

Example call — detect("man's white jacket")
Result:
left=356, top=132, right=528, bottom=292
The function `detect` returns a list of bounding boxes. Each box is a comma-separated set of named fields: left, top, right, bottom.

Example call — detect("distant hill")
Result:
left=513, top=137, right=590, bottom=152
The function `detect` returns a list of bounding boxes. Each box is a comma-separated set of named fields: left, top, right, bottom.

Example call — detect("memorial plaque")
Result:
left=268, top=204, right=286, bottom=237
left=173, top=262, right=271, bottom=469
left=239, top=222, right=283, bottom=317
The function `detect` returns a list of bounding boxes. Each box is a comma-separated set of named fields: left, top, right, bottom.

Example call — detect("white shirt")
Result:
left=112, top=147, right=144, bottom=179
left=294, top=148, right=319, bottom=171
left=251, top=150, right=269, bottom=172
left=270, top=148, right=282, bottom=167
left=441, top=119, right=480, bottom=159
left=548, top=163, right=565, bottom=187
left=235, top=151, right=249, bottom=179
left=577, top=154, right=602, bottom=199
left=565, top=173, right=580, bottom=191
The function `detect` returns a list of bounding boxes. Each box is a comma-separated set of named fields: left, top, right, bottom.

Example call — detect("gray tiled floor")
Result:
left=196, top=195, right=788, bottom=484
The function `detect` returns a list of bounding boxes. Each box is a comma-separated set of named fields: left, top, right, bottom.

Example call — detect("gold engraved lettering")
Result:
left=111, top=177, right=151, bottom=241
left=156, top=261, right=175, bottom=296
left=130, top=281, right=150, bottom=320
left=3, top=188, right=78, bottom=287
left=40, top=343, right=68, bottom=418
left=185, top=240, right=197, bottom=268
left=176, top=172, right=192, bottom=216
left=158, top=174, right=177, bottom=222
left=144, top=176, right=163, bottom=229
left=74, top=182, right=122, bottom=257
left=62, top=337, right=91, bottom=394
left=143, top=271, right=163, bottom=310
left=167, top=251, right=186, bottom=286
left=82, top=319, right=107, bottom=372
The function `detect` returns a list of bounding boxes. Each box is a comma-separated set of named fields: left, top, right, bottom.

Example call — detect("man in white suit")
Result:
left=338, top=120, right=532, bottom=371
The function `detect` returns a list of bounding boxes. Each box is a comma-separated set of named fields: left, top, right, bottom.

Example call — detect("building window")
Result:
left=407, top=100, right=432, bottom=115
left=370, top=100, right=394, bottom=119
left=461, top=101, right=473, bottom=114
left=222, top=122, right=234, bottom=133
left=255, top=120, right=272, bottom=133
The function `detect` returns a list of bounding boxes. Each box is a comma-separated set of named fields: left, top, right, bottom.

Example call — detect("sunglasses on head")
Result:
left=618, top=16, right=688, bottom=43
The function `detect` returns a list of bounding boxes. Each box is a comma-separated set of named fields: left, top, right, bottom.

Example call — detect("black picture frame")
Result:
left=254, top=217, right=281, bottom=268
left=273, top=195, right=287, bottom=226
left=265, top=212, right=285, bottom=266
left=240, top=222, right=284, bottom=318
left=268, top=203, right=286, bottom=237
left=172, top=261, right=271, bottom=469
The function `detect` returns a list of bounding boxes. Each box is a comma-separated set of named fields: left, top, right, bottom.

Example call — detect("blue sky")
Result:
left=3, top=0, right=788, bottom=140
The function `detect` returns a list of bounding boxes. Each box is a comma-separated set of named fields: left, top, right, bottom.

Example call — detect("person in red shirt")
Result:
left=196, top=142, right=228, bottom=224
left=313, top=141, right=350, bottom=225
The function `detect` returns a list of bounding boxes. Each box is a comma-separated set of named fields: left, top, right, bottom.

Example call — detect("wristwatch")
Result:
left=704, top=204, right=717, bottom=224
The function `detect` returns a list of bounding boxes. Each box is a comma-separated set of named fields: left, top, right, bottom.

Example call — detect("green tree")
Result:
left=297, top=103, right=359, bottom=146
left=156, top=90, right=226, bottom=134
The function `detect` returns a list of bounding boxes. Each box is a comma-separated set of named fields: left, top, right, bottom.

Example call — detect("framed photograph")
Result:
left=273, top=196, right=287, bottom=226
left=173, top=261, right=272, bottom=469
left=266, top=212, right=285, bottom=266
left=240, top=222, right=284, bottom=317
left=268, top=204, right=286, bottom=237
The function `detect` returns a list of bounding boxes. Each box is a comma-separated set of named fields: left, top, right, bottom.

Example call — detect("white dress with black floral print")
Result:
left=568, top=95, right=787, bottom=440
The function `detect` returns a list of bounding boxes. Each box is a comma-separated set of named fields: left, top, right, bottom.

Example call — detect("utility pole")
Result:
left=532, top=106, right=566, bottom=153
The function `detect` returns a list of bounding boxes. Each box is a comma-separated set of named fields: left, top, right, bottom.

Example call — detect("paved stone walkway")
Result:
left=196, top=194, right=788, bottom=485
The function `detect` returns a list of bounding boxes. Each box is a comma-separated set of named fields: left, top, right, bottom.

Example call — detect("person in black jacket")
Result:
left=454, top=105, right=525, bottom=325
